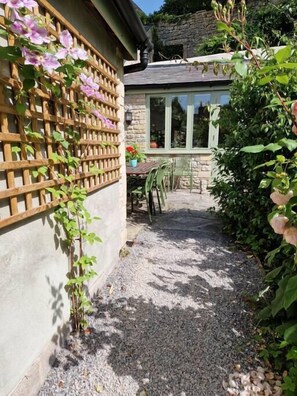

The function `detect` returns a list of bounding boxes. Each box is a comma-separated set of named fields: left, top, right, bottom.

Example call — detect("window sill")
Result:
left=145, top=148, right=213, bottom=155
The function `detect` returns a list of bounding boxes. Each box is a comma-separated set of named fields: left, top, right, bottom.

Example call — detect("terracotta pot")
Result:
left=150, top=141, right=158, bottom=149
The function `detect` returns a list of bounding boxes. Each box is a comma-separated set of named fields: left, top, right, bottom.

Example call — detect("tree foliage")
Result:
left=197, top=0, right=297, bottom=55
left=160, top=0, right=212, bottom=15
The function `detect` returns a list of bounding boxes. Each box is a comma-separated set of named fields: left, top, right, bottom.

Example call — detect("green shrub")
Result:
left=210, top=66, right=297, bottom=258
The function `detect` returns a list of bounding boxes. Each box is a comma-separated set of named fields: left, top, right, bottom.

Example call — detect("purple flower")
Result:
left=92, top=109, right=115, bottom=129
left=11, top=14, right=50, bottom=45
left=0, top=0, right=37, bottom=9
left=22, top=47, right=60, bottom=73
left=56, top=30, right=88, bottom=61
left=79, top=73, right=104, bottom=101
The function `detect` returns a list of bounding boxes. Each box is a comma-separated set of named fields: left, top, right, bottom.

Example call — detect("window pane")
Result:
left=150, top=97, right=165, bottom=149
left=218, top=95, right=230, bottom=146
left=192, top=94, right=211, bottom=148
left=171, top=95, right=187, bottom=148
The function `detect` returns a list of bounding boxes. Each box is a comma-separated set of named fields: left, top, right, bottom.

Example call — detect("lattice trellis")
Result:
left=0, top=0, right=120, bottom=229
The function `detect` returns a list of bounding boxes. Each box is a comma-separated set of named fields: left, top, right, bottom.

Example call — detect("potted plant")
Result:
left=125, top=144, right=146, bottom=167
left=150, top=134, right=158, bottom=149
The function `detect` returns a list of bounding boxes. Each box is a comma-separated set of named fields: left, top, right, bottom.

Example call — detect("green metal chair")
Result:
left=172, top=157, right=193, bottom=192
left=129, top=167, right=158, bottom=223
left=154, top=161, right=171, bottom=211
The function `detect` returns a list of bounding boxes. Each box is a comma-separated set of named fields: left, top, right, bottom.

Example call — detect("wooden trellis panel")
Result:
left=0, top=0, right=120, bottom=229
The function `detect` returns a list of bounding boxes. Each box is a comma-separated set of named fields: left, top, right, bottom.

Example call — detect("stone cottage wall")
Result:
left=125, top=94, right=213, bottom=193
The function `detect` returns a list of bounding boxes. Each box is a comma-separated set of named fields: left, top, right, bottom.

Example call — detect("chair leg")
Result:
left=156, top=188, right=162, bottom=214
left=190, top=174, right=193, bottom=193
left=131, top=194, right=134, bottom=213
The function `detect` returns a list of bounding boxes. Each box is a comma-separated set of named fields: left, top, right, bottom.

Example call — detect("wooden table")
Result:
left=126, top=161, right=159, bottom=176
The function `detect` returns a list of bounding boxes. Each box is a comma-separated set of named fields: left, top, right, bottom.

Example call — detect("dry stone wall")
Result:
left=155, top=11, right=217, bottom=59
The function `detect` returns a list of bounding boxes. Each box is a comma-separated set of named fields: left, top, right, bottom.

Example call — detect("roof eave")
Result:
left=90, top=0, right=152, bottom=60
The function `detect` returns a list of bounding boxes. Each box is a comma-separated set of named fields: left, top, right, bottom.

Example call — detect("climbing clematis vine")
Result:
left=92, top=109, right=114, bottom=129
left=56, top=30, right=88, bottom=61
left=0, top=0, right=37, bottom=9
left=11, top=13, right=50, bottom=45
left=22, top=47, right=60, bottom=73
left=79, top=73, right=105, bottom=101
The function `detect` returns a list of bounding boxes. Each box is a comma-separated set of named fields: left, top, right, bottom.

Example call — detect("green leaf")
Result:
left=37, top=166, right=47, bottom=176
left=216, top=21, right=232, bottom=33
left=279, top=138, right=297, bottom=152
left=284, top=275, right=297, bottom=310
left=284, top=323, right=297, bottom=345
left=25, top=144, right=34, bottom=155
left=258, top=75, right=273, bottom=86
left=271, top=276, right=290, bottom=317
left=276, top=74, right=289, bottom=85
left=275, top=45, right=291, bottom=64
left=23, top=79, right=35, bottom=91
left=282, top=374, right=296, bottom=392
left=240, top=144, right=264, bottom=153
left=20, top=65, right=38, bottom=79
left=16, top=103, right=26, bottom=114
left=235, top=61, right=248, bottom=77
left=254, top=160, right=276, bottom=169
left=11, top=146, right=21, bottom=154
left=0, top=46, right=21, bottom=61
left=265, top=266, right=283, bottom=282
left=259, top=178, right=271, bottom=188
left=264, top=143, right=282, bottom=152
left=287, top=348, right=297, bottom=361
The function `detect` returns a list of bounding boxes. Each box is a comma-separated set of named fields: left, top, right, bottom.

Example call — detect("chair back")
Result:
left=145, top=167, right=158, bottom=195
left=174, top=157, right=192, bottom=172
left=156, top=162, right=169, bottom=186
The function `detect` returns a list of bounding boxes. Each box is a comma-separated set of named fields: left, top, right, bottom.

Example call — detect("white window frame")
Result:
left=146, top=89, right=229, bottom=154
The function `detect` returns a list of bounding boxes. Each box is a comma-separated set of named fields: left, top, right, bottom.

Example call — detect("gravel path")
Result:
left=40, top=191, right=262, bottom=396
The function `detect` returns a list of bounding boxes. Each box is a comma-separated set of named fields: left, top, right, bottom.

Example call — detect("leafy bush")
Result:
left=197, top=0, right=297, bottom=55
left=210, top=67, right=296, bottom=257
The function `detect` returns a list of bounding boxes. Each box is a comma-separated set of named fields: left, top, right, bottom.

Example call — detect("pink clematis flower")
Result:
left=22, top=47, right=60, bottom=73
left=283, top=226, right=297, bottom=246
left=92, top=109, right=115, bottom=129
left=0, top=0, right=37, bottom=9
left=270, top=214, right=289, bottom=235
left=270, top=189, right=293, bottom=206
left=11, top=14, right=50, bottom=45
left=56, top=30, right=88, bottom=61
left=79, top=73, right=105, bottom=101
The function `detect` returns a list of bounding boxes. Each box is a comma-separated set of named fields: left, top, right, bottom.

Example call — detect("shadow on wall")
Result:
left=46, top=276, right=70, bottom=367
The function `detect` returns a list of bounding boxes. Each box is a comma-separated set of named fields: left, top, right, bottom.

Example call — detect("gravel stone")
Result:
left=40, top=191, right=262, bottom=396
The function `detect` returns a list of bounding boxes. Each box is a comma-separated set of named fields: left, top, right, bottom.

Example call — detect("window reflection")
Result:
left=192, top=94, right=211, bottom=148
left=150, top=97, right=165, bottom=148
left=171, top=95, right=187, bottom=148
